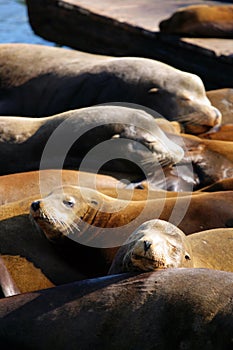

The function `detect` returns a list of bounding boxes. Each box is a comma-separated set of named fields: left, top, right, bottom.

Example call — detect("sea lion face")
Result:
left=148, top=73, right=222, bottom=135
left=120, top=219, right=193, bottom=272
left=119, top=123, right=184, bottom=167
left=30, top=186, right=117, bottom=244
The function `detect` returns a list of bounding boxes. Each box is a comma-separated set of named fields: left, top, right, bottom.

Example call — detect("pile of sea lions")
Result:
left=0, top=43, right=233, bottom=348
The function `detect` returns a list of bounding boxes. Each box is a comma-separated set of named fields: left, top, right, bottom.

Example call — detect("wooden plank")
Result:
left=26, top=0, right=233, bottom=89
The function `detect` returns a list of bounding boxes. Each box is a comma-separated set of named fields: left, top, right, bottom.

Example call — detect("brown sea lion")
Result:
left=108, top=219, right=233, bottom=274
left=199, top=177, right=233, bottom=192
left=0, top=106, right=184, bottom=177
left=200, top=124, right=233, bottom=141
left=0, top=202, right=87, bottom=284
left=0, top=43, right=221, bottom=134
left=0, top=269, right=232, bottom=349
left=142, top=133, right=233, bottom=191
left=0, top=255, right=20, bottom=297
left=1, top=255, right=54, bottom=295
left=30, top=186, right=233, bottom=275
left=159, top=5, right=233, bottom=38
left=207, top=88, right=233, bottom=125
left=0, top=169, right=122, bottom=205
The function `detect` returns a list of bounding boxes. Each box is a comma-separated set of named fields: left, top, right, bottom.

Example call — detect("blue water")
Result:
left=0, top=0, right=54, bottom=45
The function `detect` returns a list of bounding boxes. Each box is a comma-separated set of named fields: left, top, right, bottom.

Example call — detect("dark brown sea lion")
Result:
left=30, top=186, right=233, bottom=275
left=0, top=269, right=232, bottom=349
left=142, top=133, right=233, bottom=191
left=108, top=219, right=233, bottom=274
left=0, top=106, right=184, bottom=177
left=0, top=43, right=221, bottom=134
left=206, top=88, right=233, bottom=125
left=159, top=5, right=233, bottom=38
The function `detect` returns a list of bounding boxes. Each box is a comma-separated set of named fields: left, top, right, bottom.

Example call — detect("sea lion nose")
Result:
left=144, top=240, right=152, bottom=253
left=31, top=200, right=40, bottom=212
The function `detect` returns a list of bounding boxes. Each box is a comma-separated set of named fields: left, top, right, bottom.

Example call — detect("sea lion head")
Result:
left=147, top=68, right=222, bottom=135
left=118, top=122, right=184, bottom=168
left=30, top=186, right=119, bottom=244
left=108, top=219, right=193, bottom=274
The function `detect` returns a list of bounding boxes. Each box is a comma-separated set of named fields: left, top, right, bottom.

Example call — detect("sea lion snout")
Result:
left=31, top=200, right=40, bottom=212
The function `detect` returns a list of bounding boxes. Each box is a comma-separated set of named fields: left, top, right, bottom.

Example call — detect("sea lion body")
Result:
left=30, top=186, right=233, bottom=275
left=0, top=269, right=232, bottom=349
left=0, top=43, right=221, bottom=134
left=0, top=255, right=20, bottom=297
left=0, top=106, right=183, bottom=176
left=0, top=169, right=122, bottom=205
left=159, top=5, right=233, bottom=38
left=207, top=88, right=233, bottom=125
left=0, top=207, right=86, bottom=285
left=199, top=177, right=233, bottom=192
left=108, top=220, right=233, bottom=274
left=138, top=133, right=233, bottom=191
left=1, top=255, right=54, bottom=295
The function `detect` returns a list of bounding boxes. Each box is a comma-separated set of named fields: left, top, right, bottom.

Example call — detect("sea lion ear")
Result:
left=148, top=87, right=160, bottom=94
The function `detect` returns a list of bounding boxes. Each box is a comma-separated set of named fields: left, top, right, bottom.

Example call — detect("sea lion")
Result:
left=0, top=43, right=221, bottom=134
left=206, top=88, right=233, bottom=125
left=0, top=255, right=54, bottom=295
left=159, top=5, right=233, bottom=38
left=0, top=255, right=20, bottom=297
left=108, top=219, right=233, bottom=274
left=30, top=186, right=233, bottom=275
left=0, top=269, right=232, bottom=349
left=0, top=203, right=87, bottom=284
left=139, top=133, right=233, bottom=191
left=0, top=169, right=123, bottom=205
left=200, top=124, right=233, bottom=141
left=0, top=105, right=184, bottom=177
left=199, top=177, right=233, bottom=192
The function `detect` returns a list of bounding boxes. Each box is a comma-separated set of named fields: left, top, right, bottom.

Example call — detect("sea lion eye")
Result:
left=91, top=200, right=98, bottom=206
left=185, top=254, right=191, bottom=260
left=63, top=197, right=75, bottom=208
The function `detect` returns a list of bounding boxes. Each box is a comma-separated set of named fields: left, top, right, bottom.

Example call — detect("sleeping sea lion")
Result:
left=0, top=106, right=183, bottom=177
left=108, top=219, right=233, bottom=274
left=159, top=5, right=233, bottom=38
left=0, top=169, right=122, bottom=205
left=0, top=43, right=221, bottom=134
left=0, top=269, right=232, bottom=349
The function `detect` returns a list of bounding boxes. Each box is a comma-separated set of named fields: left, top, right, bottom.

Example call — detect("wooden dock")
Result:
left=26, top=0, right=233, bottom=89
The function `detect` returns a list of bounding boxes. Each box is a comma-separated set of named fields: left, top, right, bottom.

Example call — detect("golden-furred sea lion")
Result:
left=108, top=219, right=233, bottom=274
left=206, top=88, right=233, bottom=125
left=1, top=255, right=54, bottom=295
left=0, top=43, right=221, bottom=134
left=0, top=255, right=20, bottom=297
left=0, top=169, right=122, bottom=205
left=200, top=124, right=233, bottom=141
left=159, top=5, right=233, bottom=38
left=29, top=186, right=233, bottom=275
